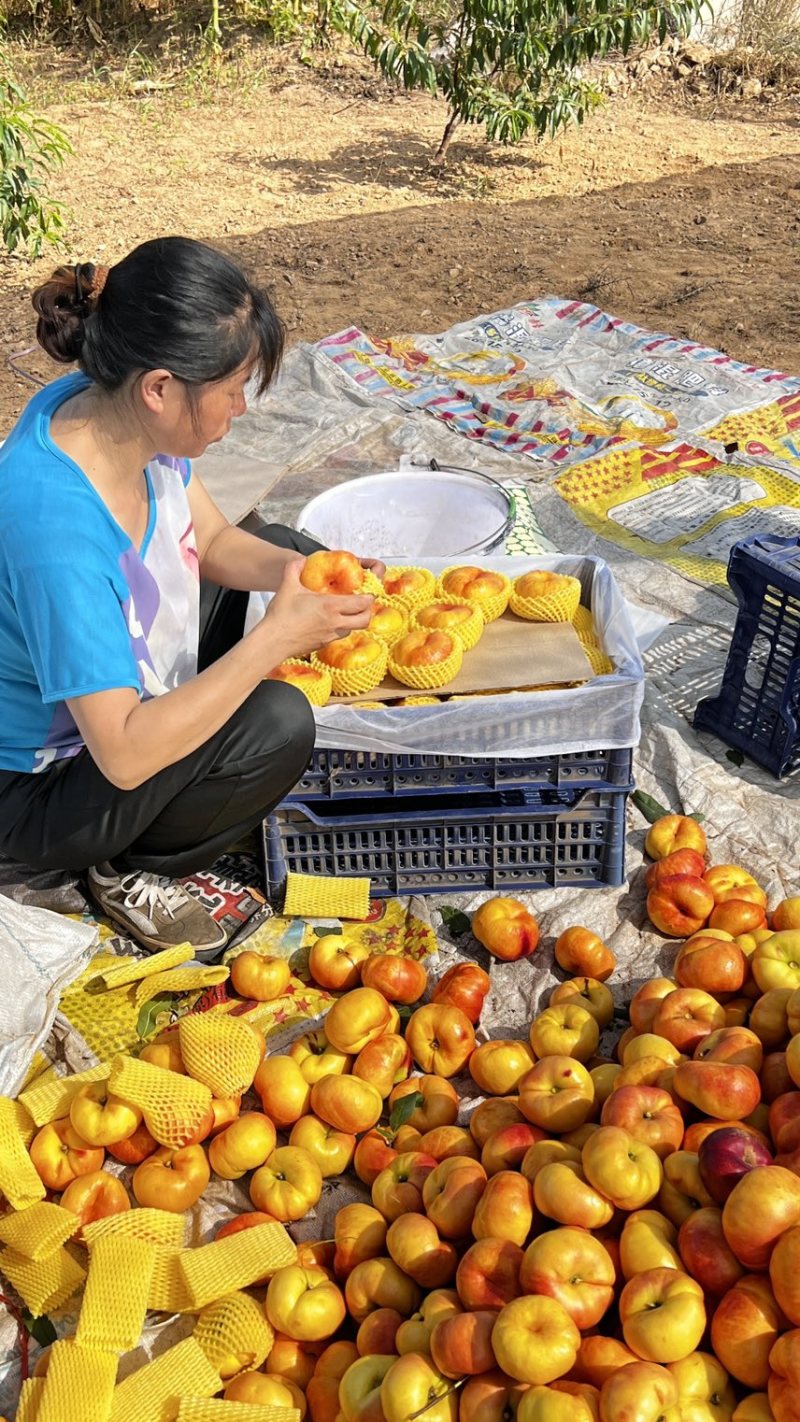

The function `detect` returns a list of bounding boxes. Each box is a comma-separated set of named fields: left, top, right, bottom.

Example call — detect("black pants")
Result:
left=0, top=525, right=321, bottom=878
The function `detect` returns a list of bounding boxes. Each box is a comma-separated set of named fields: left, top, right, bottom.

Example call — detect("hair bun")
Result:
left=31, top=261, right=107, bottom=364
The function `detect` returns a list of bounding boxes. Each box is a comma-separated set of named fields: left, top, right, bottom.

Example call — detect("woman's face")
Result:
left=145, top=359, right=254, bottom=459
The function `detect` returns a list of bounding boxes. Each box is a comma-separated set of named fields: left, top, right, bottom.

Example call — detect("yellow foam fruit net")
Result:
left=178, top=1222, right=296, bottom=1309
left=84, top=1208, right=186, bottom=1252
left=266, top=658, right=332, bottom=708
left=16, top=1376, right=45, bottom=1422
left=194, top=1291, right=274, bottom=1376
left=381, top=566, right=436, bottom=612
left=176, top=1402, right=300, bottom=1422
left=19, top=1062, right=112, bottom=1127
left=572, top=604, right=595, bottom=636
left=395, top=696, right=441, bottom=706
left=148, top=1247, right=196, bottom=1314
left=133, top=965, right=229, bottom=1008
left=37, top=1339, right=118, bottom=1422
left=0, top=1097, right=45, bottom=1210
left=367, top=601, right=409, bottom=648
left=178, top=1012, right=262, bottom=1098
left=77, top=1235, right=156, bottom=1353
left=583, top=643, right=614, bottom=676
left=0, top=1244, right=85, bottom=1315
left=282, top=871, right=371, bottom=921
left=90, top=943, right=194, bottom=990
left=413, top=600, right=484, bottom=652
left=437, top=567, right=511, bottom=623
left=0, top=1200, right=77, bottom=1260
left=108, top=1053, right=212, bottom=1149
left=388, top=632, right=464, bottom=691
left=509, top=571, right=582, bottom=623
left=311, top=635, right=389, bottom=697
left=109, top=1337, right=222, bottom=1422
left=359, top=568, right=384, bottom=598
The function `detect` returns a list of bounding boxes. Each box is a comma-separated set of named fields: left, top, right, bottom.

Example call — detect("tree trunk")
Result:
left=432, top=109, right=462, bottom=164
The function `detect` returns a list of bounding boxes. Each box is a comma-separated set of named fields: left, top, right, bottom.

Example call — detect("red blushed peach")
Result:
left=372, top=1151, right=439, bottom=1222
left=459, top=1370, right=529, bottom=1422
left=695, top=1027, right=764, bottom=1072
left=300, top=548, right=364, bottom=595
left=644, top=814, right=707, bottom=861
left=472, top=1171, right=535, bottom=1249
left=600, top=1086, right=684, bottom=1159
left=629, top=978, right=678, bottom=1034
left=770, top=1093, right=800, bottom=1153
left=361, top=953, right=428, bottom=1005
left=678, top=1206, right=745, bottom=1296
left=553, top=928, right=616, bottom=983
left=388, top=1075, right=459, bottom=1134
left=711, top=1274, right=785, bottom=1389
left=470, top=1098, right=526, bottom=1148
left=405, top=1003, right=476, bottom=1078
left=417, top=1126, right=480, bottom=1163
left=470, top=1039, right=537, bottom=1097
left=481, top=1123, right=547, bottom=1176
left=768, top=1329, right=800, bottom=1421
left=761, top=1053, right=792, bottom=1103
left=647, top=876, right=715, bottom=938
left=571, top=1336, right=640, bottom=1389
left=431, top=963, right=492, bottom=1025
left=710, top=900, right=769, bottom=936
left=723, top=1165, right=800, bottom=1271
left=519, top=1226, right=615, bottom=1330
left=456, top=1238, right=524, bottom=1310
left=343, top=1256, right=421, bottom=1323
left=334, top=1202, right=388, bottom=1278
left=423, top=1157, right=488, bottom=1239
left=430, top=1309, right=498, bottom=1379
left=352, top=1033, right=412, bottom=1099
left=353, top=1129, right=397, bottom=1187
left=675, top=935, right=747, bottom=996
left=673, top=1061, right=761, bottom=1121
left=386, top=1213, right=458, bottom=1289
left=703, top=864, right=765, bottom=906
left=750, top=988, right=793, bottom=1049
left=356, top=1308, right=404, bottom=1357
left=472, top=897, right=540, bottom=963
left=652, top=988, right=726, bottom=1054
left=645, top=848, right=707, bottom=888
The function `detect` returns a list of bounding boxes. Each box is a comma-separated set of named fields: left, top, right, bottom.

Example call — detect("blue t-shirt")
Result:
left=0, top=372, right=200, bottom=774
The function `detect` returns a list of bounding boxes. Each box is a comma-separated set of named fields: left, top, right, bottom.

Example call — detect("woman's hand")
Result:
left=360, top=556, right=386, bottom=581
left=255, top=559, right=374, bottom=666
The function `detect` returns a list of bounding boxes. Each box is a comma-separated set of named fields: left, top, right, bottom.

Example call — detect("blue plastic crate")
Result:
left=694, top=533, right=800, bottom=777
left=263, top=784, right=630, bottom=899
left=289, top=746, right=634, bottom=800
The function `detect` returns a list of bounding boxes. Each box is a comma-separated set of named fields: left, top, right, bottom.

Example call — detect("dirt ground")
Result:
left=1, top=49, right=799, bottom=427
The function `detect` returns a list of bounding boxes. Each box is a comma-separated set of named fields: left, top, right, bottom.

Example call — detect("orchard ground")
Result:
left=1, top=43, right=799, bottom=425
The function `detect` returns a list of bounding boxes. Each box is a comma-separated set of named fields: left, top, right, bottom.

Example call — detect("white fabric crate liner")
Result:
left=312, top=554, right=644, bottom=758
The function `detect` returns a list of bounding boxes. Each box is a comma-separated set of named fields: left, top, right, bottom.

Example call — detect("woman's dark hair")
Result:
left=31, top=236, right=284, bottom=398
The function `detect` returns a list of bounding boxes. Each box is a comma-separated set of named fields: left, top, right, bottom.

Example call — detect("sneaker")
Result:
left=87, top=863, right=228, bottom=960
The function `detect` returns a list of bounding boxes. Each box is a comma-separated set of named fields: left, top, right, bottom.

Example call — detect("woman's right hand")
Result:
left=255, top=558, right=375, bottom=665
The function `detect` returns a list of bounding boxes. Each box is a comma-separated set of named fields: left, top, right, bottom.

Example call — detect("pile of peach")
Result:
left=268, top=549, right=608, bottom=703
left=14, top=811, right=800, bottom=1421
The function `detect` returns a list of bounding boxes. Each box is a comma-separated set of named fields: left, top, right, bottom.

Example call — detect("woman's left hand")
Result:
left=360, top=556, right=386, bottom=581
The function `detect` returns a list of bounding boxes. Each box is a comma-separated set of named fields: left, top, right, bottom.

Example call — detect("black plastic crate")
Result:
left=694, top=533, right=800, bottom=777
left=263, top=784, right=630, bottom=899
left=289, top=746, right=634, bottom=800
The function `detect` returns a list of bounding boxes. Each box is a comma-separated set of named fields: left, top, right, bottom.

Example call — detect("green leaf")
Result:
left=631, top=790, right=672, bottom=825
left=689, top=812, right=706, bottom=824
left=136, top=995, right=178, bottom=1041
left=726, top=748, right=745, bottom=767
left=389, top=1091, right=424, bottom=1130
left=312, top=925, right=343, bottom=937
left=21, top=1310, right=57, bottom=1348
left=440, top=906, right=471, bottom=936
